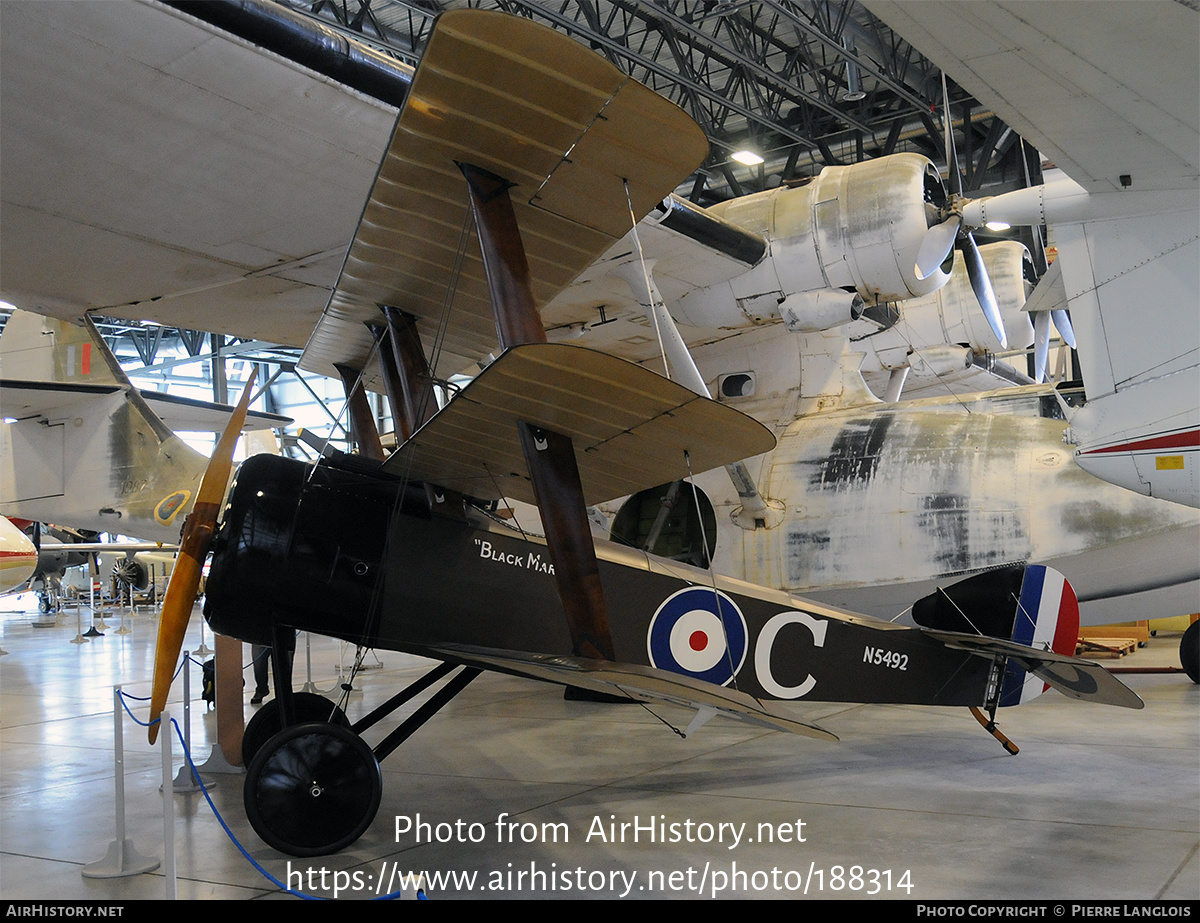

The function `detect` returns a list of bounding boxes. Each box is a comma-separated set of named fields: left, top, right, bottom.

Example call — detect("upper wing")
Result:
left=862, top=2, right=1199, bottom=193
left=298, top=9, right=709, bottom=384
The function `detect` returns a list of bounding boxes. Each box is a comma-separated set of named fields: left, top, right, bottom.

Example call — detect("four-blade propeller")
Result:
left=915, top=74, right=1010, bottom=350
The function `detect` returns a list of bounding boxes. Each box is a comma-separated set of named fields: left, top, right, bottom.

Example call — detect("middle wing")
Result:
left=383, top=342, right=774, bottom=505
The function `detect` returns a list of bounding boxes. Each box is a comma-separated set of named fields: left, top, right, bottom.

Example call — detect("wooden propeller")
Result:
left=148, top=368, right=257, bottom=743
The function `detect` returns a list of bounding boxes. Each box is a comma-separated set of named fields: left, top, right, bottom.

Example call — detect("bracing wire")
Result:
left=622, top=178, right=671, bottom=380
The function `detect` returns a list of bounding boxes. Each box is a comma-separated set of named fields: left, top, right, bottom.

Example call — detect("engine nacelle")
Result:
left=905, top=345, right=974, bottom=379
left=672, top=153, right=951, bottom=329
left=779, top=289, right=865, bottom=333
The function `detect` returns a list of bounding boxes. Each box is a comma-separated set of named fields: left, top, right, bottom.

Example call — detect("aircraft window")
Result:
left=609, top=480, right=717, bottom=568
left=719, top=372, right=755, bottom=399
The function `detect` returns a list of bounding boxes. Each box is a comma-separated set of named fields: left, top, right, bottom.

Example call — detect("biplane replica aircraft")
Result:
left=144, top=10, right=1141, bottom=857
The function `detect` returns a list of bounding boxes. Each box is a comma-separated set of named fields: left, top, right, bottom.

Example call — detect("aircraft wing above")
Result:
left=0, top=1, right=398, bottom=345
left=297, top=9, right=709, bottom=385
left=862, top=2, right=1199, bottom=194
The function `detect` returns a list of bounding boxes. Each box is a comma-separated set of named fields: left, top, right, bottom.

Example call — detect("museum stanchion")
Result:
left=194, top=616, right=213, bottom=658
left=161, top=707, right=176, bottom=900
left=84, top=683, right=418, bottom=898
left=70, top=602, right=91, bottom=645
left=114, top=586, right=131, bottom=635
left=89, top=577, right=111, bottom=633
left=82, top=686, right=160, bottom=880
left=169, top=653, right=206, bottom=793
left=299, top=632, right=335, bottom=694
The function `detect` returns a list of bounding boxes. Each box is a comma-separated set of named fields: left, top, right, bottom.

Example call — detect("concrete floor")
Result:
left=1, top=595, right=1196, bottom=901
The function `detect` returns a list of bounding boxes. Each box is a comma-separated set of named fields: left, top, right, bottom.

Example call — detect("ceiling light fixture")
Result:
left=731, top=149, right=764, bottom=166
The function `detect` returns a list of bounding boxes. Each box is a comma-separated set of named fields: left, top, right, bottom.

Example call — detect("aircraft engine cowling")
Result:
left=930, top=241, right=1035, bottom=353
left=672, top=153, right=951, bottom=329
left=779, top=289, right=865, bottom=333
left=800, top=153, right=952, bottom=302
left=203, top=454, right=417, bottom=647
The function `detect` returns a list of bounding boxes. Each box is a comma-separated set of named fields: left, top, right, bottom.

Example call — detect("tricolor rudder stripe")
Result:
left=1000, top=565, right=1080, bottom=705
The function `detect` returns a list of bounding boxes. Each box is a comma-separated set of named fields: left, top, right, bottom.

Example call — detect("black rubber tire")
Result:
left=244, top=721, right=382, bottom=857
left=1181, top=621, right=1199, bottom=684
left=241, top=692, right=349, bottom=766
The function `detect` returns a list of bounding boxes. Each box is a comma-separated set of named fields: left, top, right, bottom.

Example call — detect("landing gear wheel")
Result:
left=244, top=721, right=381, bottom=857
left=1181, top=621, right=1199, bottom=685
left=242, top=692, right=349, bottom=765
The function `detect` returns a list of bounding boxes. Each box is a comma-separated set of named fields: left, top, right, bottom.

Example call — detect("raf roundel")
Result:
left=647, top=587, right=748, bottom=686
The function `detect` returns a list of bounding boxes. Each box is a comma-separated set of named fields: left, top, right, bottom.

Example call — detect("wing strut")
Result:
left=367, top=309, right=467, bottom=518
left=380, top=306, right=439, bottom=440
left=460, top=162, right=616, bottom=661
left=335, top=362, right=387, bottom=462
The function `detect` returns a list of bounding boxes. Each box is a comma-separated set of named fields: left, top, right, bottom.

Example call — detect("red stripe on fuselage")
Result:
left=1078, top=429, right=1200, bottom=456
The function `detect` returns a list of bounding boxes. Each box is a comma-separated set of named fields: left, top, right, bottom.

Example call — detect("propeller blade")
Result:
left=1033, top=310, right=1051, bottom=383
left=942, top=72, right=963, bottom=197
left=915, top=215, right=960, bottom=280
left=961, top=232, right=1008, bottom=349
left=148, top=368, right=257, bottom=743
left=1051, top=309, right=1077, bottom=349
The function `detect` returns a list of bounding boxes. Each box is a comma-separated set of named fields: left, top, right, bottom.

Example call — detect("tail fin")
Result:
left=1, top=310, right=200, bottom=540
left=1000, top=565, right=1079, bottom=705
left=0, top=311, right=128, bottom=387
left=911, top=564, right=1141, bottom=709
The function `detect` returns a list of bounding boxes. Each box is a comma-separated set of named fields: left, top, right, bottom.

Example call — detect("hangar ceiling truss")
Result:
left=275, top=0, right=1029, bottom=202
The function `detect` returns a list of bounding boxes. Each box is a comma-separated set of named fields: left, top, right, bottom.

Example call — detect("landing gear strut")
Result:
left=241, top=653, right=480, bottom=856
left=970, top=657, right=1020, bottom=755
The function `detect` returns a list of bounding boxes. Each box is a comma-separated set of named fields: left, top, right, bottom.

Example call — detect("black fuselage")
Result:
left=205, top=454, right=993, bottom=706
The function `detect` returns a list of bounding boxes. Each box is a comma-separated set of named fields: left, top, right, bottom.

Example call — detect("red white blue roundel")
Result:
left=647, top=587, right=748, bottom=686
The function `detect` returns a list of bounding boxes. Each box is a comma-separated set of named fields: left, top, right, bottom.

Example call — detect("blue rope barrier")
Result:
left=115, top=688, right=409, bottom=900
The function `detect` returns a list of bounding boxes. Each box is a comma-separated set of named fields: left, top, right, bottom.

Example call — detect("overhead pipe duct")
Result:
left=161, top=0, right=414, bottom=108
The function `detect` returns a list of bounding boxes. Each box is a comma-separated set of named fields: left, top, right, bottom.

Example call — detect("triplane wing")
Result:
left=428, top=644, right=838, bottom=741
left=143, top=9, right=1143, bottom=858
left=300, top=8, right=709, bottom=385
left=384, top=342, right=775, bottom=505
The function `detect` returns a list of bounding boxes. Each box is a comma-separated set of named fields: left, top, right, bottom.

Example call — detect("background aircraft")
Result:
left=1, top=4, right=1194, bottom=638
left=1, top=311, right=288, bottom=543
left=9, top=521, right=177, bottom=615
left=138, top=13, right=1139, bottom=857
left=861, top=1, right=1199, bottom=508
left=0, top=515, right=37, bottom=596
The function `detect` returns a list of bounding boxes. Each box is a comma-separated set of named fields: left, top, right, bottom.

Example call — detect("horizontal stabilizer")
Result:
left=1, top=381, right=287, bottom=432
left=35, top=540, right=177, bottom=556
left=382, top=343, right=776, bottom=505
left=0, top=381, right=122, bottom=418
left=429, top=644, right=838, bottom=741
left=922, top=630, right=1144, bottom=710
left=140, top=391, right=289, bottom=433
